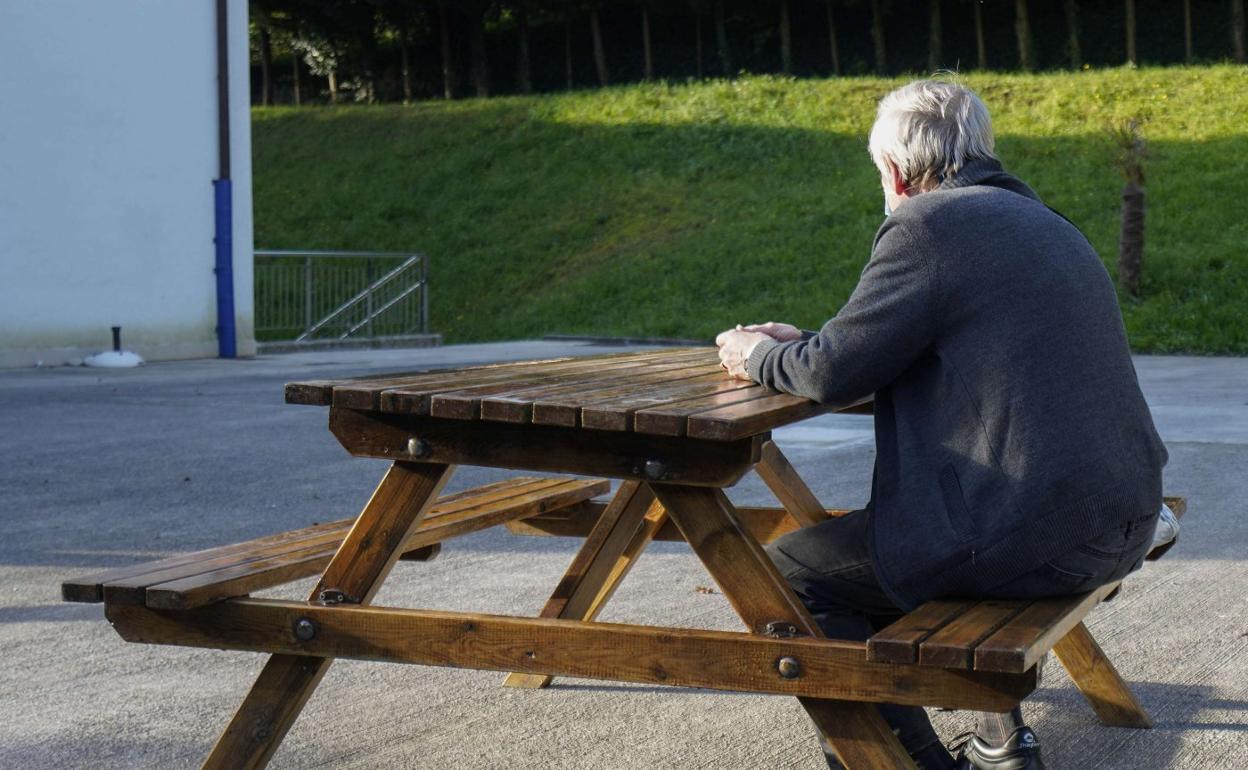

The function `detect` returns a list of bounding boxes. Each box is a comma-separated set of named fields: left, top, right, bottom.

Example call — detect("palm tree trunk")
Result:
left=292, top=56, right=301, bottom=106
left=259, top=27, right=274, bottom=106
left=696, top=13, right=704, bottom=78
left=1120, top=181, right=1144, bottom=297
left=715, top=1, right=733, bottom=76
left=825, top=0, right=841, bottom=75
left=871, top=0, right=887, bottom=74
left=642, top=7, right=654, bottom=81
left=400, top=33, right=412, bottom=104
left=517, top=5, right=533, bottom=94
left=565, top=19, right=574, bottom=89
left=1065, top=0, right=1082, bottom=69
left=469, top=10, right=490, bottom=97
left=1233, top=0, right=1246, bottom=63
left=1125, top=0, right=1137, bottom=65
left=928, top=0, right=942, bottom=72
left=974, top=0, right=988, bottom=69
left=780, top=0, right=793, bottom=75
left=1015, top=0, right=1033, bottom=72
left=1184, top=0, right=1193, bottom=62
left=590, top=10, right=609, bottom=87
left=440, top=6, right=456, bottom=99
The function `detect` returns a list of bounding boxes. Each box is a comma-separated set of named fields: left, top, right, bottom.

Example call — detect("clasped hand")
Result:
left=714, top=321, right=802, bottom=380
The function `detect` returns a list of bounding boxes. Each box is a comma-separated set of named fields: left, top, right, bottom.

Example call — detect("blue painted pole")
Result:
left=214, top=178, right=237, bottom=358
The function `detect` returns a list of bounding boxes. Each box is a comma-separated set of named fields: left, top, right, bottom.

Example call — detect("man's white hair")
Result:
left=868, top=80, right=996, bottom=191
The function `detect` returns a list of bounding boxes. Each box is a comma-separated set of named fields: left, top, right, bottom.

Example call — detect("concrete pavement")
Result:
left=1, top=342, right=1245, bottom=769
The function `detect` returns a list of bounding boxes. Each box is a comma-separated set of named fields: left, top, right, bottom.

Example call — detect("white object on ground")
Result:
left=83, top=350, right=145, bottom=368
left=1152, top=503, right=1180, bottom=549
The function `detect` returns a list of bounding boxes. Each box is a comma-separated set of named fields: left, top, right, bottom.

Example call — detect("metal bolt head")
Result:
left=642, top=460, right=666, bottom=481
left=406, top=437, right=431, bottom=458
left=777, top=656, right=802, bottom=679
left=294, top=618, right=316, bottom=642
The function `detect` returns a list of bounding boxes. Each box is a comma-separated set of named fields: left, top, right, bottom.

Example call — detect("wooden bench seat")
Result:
left=509, top=493, right=1185, bottom=728
left=62, top=476, right=609, bottom=611
left=865, top=497, right=1186, bottom=676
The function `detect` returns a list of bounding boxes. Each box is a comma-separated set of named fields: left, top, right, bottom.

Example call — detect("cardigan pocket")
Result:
left=938, top=464, right=978, bottom=544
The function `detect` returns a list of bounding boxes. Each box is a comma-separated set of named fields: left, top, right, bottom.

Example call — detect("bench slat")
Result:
left=918, top=600, right=1032, bottom=669
left=973, top=581, right=1121, bottom=673
left=144, top=477, right=608, bottom=610
left=64, top=476, right=608, bottom=610
left=866, top=600, right=978, bottom=665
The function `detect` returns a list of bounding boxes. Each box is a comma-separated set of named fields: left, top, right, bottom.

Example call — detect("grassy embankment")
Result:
left=253, top=66, right=1247, bottom=353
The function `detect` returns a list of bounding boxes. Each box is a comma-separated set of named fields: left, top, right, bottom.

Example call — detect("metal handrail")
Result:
left=254, top=250, right=430, bottom=342
left=297, top=256, right=422, bottom=342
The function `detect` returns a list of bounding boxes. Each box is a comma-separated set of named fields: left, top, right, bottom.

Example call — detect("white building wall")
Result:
left=0, top=0, right=255, bottom=367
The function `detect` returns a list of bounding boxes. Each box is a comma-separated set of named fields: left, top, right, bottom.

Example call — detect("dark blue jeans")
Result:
left=765, top=506, right=1158, bottom=769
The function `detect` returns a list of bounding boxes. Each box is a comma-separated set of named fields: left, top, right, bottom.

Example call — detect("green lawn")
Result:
left=252, top=66, right=1248, bottom=354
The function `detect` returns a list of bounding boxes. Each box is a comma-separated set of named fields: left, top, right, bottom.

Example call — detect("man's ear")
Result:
left=885, top=158, right=909, bottom=197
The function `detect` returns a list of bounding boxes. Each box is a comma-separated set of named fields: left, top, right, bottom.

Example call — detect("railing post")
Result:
left=421, top=254, right=430, bottom=334
left=303, top=256, right=313, bottom=336
left=366, top=258, right=375, bottom=339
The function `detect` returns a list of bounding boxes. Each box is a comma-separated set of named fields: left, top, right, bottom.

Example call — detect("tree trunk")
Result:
left=440, top=6, right=456, bottom=99
left=1119, top=182, right=1144, bottom=297
left=590, top=10, right=609, bottom=87
left=1065, top=0, right=1082, bottom=69
left=565, top=20, right=574, bottom=89
left=696, top=13, right=704, bottom=78
left=1125, top=0, right=1137, bottom=64
left=871, top=0, right=887, bottom=74
left=974, top=0, right=988, bottom=69
left=259, top=27, right=274, bottom=106
left=715, top=1, right=733, bottom=76
left=400, top=33, right=413, bottom=104
left=1233, top=0, right=1246, bottom=63
left=1184, top=0, right=1193, bottom=62
left=825, top=0, right=841, bottom=75
left=517, top=6, right=533, bottom=94
left=469, top=10, right=490, bottom=97
left=928, top=0, right=942, bottom=72
left=780, top=0, right=793, bottom=74
left=327, top=70, right=338, bottom=104
left=642, top=7, right=654, bottom=81
left=1015, top=0, right=1033, bottom=72
left=291, top=54, right=302, bottom=106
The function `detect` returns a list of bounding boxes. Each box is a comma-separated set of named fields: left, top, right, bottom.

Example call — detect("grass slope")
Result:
left=253, top=66, right=1248, bottom=353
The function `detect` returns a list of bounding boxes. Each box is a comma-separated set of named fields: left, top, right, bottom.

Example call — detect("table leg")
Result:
left=201, top=461, right=454, bottom=770
left=651, top=483, right=917, bottom=770
left=1053, top=621, right=1152, bottom=728
left=504, top=481, right=663, bottom=689
left=755, top=440, right=829, bottom=528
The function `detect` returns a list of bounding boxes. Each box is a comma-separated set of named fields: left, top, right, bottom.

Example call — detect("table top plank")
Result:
left=359, top=350, right=686, bottom=413
left=631, top=386, right=773, bottom=436
left=580, top=373, right=759, bottom=431
left=428, top=350, right=712, bottom=420
left=480, top=350, right=716, bottom=424
left=685, top=392, right=836, bottom=441
left=293, top=357, right=579, bottom=408
left=531, top=361, right=723, bottom=427
left=380, top=348, right=708, bottom=415
left=287, top=348, right=853, bottom=441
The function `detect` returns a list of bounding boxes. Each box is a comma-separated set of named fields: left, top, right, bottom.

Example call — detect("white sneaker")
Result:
left=1151, top=503, right=1180, bottom=550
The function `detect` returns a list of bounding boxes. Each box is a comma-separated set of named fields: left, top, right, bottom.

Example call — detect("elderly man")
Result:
left=716, top=81, right=1167, bottom=770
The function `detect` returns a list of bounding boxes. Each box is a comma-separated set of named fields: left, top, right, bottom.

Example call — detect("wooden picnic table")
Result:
left=72, top=346, right=1170, bottom=769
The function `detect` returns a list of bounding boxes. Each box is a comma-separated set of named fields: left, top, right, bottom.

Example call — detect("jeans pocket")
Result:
left=938, top=465, right=977, bottom=543
left=1035, top=560, right=1099, bottom=594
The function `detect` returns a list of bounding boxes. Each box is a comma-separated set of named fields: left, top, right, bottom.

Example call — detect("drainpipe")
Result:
left=214, top=0, right=237, bottom=358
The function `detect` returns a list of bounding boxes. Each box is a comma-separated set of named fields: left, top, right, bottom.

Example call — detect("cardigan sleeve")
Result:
left=746, top=221, right=937, bottom=405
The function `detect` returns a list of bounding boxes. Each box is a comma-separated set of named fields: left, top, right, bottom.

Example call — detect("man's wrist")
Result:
left=746, top=337, right=779, bottom=381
